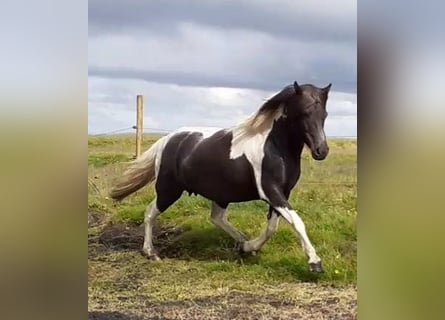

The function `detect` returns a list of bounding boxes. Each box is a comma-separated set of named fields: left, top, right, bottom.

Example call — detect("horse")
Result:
left=111, top=81, right=332, bottom=273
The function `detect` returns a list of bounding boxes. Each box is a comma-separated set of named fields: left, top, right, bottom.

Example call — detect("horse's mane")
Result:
left=232, top=85, right=295, bottom=144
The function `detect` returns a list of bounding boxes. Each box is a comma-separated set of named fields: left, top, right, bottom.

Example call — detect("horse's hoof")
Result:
left=309, top=261, right=324, bottom=273
left=236, top=242, right=257, bottom=257
left=141, top=249, right=161, bottom=261
left=149, top=254, right=161, bottom=261
left=239, top=250, right=256, bottom=258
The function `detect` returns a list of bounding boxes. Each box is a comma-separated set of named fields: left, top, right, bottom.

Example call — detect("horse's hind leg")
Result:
left=142, top=199, right=162, bottom=260
left=142, top=183, right=183, bottom=260
left=210, top=202, right=248, bottom=243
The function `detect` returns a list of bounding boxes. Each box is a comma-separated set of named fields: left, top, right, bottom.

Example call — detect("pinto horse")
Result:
left=111, top=81, right=332, bottom=273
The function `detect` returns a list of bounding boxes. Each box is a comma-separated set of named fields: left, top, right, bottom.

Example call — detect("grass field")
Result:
left=88, top=133, right=357, bottom=319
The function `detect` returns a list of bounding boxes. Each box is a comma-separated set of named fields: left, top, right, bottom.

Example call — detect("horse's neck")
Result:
left=268, top=120, right=305, bottom=161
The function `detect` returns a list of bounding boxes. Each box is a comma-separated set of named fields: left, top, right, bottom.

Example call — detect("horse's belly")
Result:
left=199, top=172, right=259, bottom=203
left=180, top=146, right=259, bottom=204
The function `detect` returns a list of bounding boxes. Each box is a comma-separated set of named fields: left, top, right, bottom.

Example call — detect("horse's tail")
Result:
left=110, top=135, right=168, bottom=201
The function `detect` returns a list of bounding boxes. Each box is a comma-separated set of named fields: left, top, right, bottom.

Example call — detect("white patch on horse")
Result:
left=230, top=130, right=271, bottom=200
left=151, top=132, right=176, bottom=179
left=275, top=206, right=321, bottom=264
left=229, top=107, right=284, bottom=200
left=175, top=126, right=223, bottom=139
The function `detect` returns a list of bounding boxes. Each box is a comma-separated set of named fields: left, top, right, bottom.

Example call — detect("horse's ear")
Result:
left=322, top=83, right=332, bottom=93
left=294, top=81, right=303, bottom=95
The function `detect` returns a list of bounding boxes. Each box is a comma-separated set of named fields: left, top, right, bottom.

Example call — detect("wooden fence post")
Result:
left=136, top=95, right=144, bottom=158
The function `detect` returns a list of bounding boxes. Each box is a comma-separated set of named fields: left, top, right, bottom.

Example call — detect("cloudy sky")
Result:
left=88, top=0, right=357, bottom=136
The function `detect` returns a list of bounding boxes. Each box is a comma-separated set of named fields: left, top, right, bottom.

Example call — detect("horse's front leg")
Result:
left=241, top=206, right=280, bottom=254
left=266, top=192, right=323, bottom=273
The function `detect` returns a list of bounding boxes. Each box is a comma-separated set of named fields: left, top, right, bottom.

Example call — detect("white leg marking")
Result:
left=210, top=202, right=247, bottom=242
left=243, top=211, right=280, bottom=252
left=275, top=207, right=321, bottom=263
left=142, top=199, right=161, bottom=259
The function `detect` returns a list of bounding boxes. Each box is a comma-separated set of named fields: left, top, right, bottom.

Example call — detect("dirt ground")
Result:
left=89, top=289, right=357, bottom=320
left=88, top=211, right=357, bottom=320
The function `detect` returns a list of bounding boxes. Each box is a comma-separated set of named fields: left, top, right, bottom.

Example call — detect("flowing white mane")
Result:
left=230, top=104, right=284, bottom=159
left=231, top=103, right=283, bottom=146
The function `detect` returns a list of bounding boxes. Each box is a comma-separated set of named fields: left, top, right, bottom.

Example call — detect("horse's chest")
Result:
left=284, top=162, right=301, bottom=188
left=261, top=152, right=301, bottom=196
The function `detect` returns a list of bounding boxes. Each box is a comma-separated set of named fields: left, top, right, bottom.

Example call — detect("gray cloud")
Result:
left=88, top=66, right=355, bottom=94
left=88, top=0, right=356, bottom=135
left=88, top=20, right=356, bottom=93
left=89, top=0, right=356, bottom=43
left=88, top=0, right=356, bottom=92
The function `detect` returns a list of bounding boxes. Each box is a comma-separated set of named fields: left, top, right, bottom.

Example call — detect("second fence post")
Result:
left=136, top=95, right=144, bottom=158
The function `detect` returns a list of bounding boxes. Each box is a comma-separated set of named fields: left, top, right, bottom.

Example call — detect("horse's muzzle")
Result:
left=311, top=145, right=329, bottom=161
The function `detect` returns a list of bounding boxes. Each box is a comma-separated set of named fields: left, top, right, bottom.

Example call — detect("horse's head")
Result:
left=249, top=81, right=332, bottom=160
left=283, top=81, right=332, bottom=160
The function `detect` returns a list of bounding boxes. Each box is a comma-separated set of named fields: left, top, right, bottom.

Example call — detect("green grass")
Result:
left=88, top=134, right=357, bottom=307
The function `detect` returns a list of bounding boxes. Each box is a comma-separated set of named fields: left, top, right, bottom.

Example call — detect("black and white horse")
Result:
left=111, top=81, right=332, bottom=273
